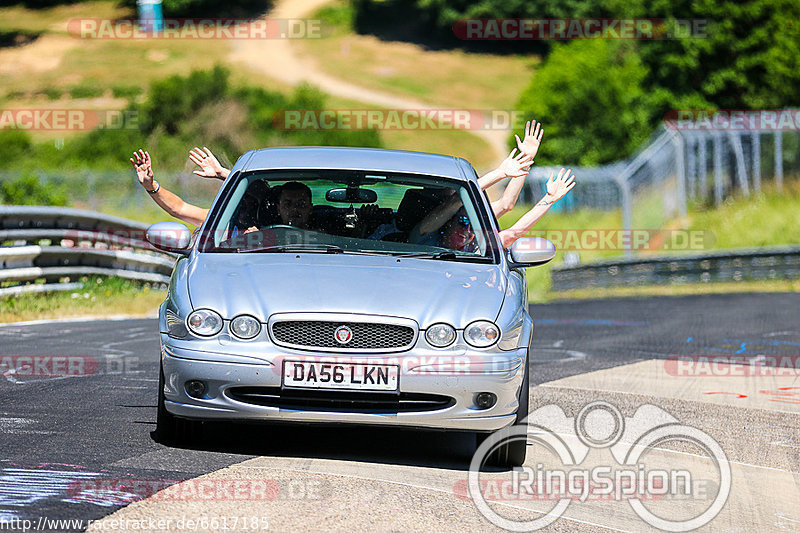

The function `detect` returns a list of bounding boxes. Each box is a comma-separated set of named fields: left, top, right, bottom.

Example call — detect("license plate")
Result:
left=282, top=361, right=399, bottom=391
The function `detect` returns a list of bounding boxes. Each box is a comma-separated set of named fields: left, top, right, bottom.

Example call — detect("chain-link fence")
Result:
left=519, top=116, right=800, bottom=256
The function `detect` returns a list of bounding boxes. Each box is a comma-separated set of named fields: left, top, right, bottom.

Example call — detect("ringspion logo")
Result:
left=467, top=401, right=730, bottom=531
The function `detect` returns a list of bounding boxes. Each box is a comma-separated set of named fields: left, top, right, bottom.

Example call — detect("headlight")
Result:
left=425, top=323, right=456, bottom=348
left=230, top=315, right=261, bottom=339
left=186, top=309, right=223, bottom=336
left=464, top=320, right=500, bottom=348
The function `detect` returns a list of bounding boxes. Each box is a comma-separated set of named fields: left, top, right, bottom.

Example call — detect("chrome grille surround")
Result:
left=268, top=313, right=418, bottom=353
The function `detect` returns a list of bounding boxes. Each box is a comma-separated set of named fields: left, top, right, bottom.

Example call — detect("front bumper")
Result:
left=160, top=335, right=527, bottom=432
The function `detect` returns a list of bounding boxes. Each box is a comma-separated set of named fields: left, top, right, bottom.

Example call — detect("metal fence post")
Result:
left=686, top=135, right=696, bottom=200
left=617, top=177, right=633, bottom=259
left=713, top=134, right=723, bottom=205
left=775, top=131, right=784, bottom=192
left=751, top=131, right=761, bottom=194
left=698, top=135, right=708, bottom=202
left=729, top=132, right=749, bottom=197
left=673, top=132, right=688, bottom=217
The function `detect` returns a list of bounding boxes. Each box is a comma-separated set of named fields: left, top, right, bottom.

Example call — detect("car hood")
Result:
left=186, top=253, right=507, bottom=329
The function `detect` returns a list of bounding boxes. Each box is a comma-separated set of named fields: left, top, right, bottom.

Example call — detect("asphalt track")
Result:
left=0, top=292, right=798, bottom=532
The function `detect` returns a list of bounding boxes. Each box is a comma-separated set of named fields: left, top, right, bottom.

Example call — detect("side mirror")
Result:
left=325, top=187, right=378, bottom=204
left=508, top=237, right=556, bottom=268
left=146, top=222, right=192, bottom=254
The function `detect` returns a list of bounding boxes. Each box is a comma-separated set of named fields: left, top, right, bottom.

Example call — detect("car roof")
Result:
left=231, top=147, right=476, bottom=181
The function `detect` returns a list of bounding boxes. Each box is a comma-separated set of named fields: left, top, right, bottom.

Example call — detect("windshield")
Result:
left=199, top=170, right=497, bottom=261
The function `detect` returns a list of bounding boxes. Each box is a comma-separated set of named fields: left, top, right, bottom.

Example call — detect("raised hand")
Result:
left=189, top=146, right=229, bottom=179
left=498, top=149, right=534, bottom=178
left=515, top=120, right=543, bottom=161
left=545, top=168, right=576, bottom=202
left=130, top=149, right=155, bottom=190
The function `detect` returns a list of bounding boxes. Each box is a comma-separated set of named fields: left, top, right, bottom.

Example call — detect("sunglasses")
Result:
left=457, top=214, right=472, bottom=228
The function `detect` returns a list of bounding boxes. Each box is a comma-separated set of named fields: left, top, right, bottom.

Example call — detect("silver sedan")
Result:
left=147, top=147, right=555, bottom=467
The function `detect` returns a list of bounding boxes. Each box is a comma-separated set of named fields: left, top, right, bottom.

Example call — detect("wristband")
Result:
left=146, top=181, right=160, bottom=194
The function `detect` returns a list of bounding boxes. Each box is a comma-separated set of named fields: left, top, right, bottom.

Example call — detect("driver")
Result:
left=243, top=181, right=317, bottom=234
left=277, top=182, right=313, bottom=228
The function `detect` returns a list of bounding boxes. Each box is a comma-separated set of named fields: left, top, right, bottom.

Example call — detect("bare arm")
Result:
left=131, top=149, right=209, bottom=227
left=477, top=149, right=533, bottom=190
left=498, top=168, right=575, bottom=248
left=491, top=175, right=527, bottom=218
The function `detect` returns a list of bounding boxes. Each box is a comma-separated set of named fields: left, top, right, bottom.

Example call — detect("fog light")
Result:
left=185, top=380, right=206, bottom=398
left=475, top=392, right=497, bottom=409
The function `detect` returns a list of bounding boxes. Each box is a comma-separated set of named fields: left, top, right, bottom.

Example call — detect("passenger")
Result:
left=441, top=208, right=478, bottom=252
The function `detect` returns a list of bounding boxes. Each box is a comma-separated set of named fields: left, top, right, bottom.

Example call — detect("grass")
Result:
left=544, top=279, right=800, bottom=302
left=0, top=276, right=165, bottom=323
left=296, top=0, right=539, bottom=111
left=686, top=179, right=800, bottom=249
left=498, top=177, right=800, bottom=301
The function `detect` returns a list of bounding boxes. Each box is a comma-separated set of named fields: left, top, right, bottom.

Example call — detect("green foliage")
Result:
left=0, top=173, right=68, bottom=206
left=0, top=30, right=40, bottom=48
left=633, top=0, right=800, bottom=111
left=41, top=87, right=63, bottom=100
left=141, top=65, right=229, bottom=135
left=362, top=0, right=800, bottom=163
left=516, top=39, right=652, bottom=165
left=0, top=131, right=34, bottom=161
left=111, top=85, right=143, bottom=100
left=68, top=84, right=104, bottom=99
left=0, top=65, right=382, bottom=176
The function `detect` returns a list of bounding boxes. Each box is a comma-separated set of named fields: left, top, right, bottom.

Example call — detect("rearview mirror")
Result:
left=326, top=187, right=378, bottom=204
left=508, top=237, right=556, bottom=268
left=146, top=221, right=192, bottom=254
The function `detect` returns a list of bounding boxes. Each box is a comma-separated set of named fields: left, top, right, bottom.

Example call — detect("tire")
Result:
left=156, top=366, right=202, bottom=445
left=477, top=358, right=529, bottom=468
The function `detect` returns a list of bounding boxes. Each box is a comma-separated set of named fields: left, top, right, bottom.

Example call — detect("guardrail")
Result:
left=551, top=246, right=800, bottom=291
left=0, top=206, right=175, bottom=297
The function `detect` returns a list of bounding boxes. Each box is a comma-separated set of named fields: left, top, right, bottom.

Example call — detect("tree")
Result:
left=515, top=39, right=652, bottom=165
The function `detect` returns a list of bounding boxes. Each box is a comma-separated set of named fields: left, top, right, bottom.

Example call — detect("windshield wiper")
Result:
left=394, top=251, right=495, bottom=263
left=239, top=244, right=345, bottom=254
left=395, top=251, right=458, bottom=260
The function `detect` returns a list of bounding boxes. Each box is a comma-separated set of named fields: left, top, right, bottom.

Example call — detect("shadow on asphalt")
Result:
left=149, top=421, right=481, bottom=471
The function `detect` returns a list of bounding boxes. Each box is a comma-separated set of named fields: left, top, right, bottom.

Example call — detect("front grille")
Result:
left=227, top=387, right=454, bottom=413
left=271, top=320, right=415, bottom=351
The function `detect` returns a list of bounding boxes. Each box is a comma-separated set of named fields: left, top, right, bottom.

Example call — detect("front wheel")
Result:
left=476, top=360, right=529, bottom=468
left=156, top=366, right=202, bottom=445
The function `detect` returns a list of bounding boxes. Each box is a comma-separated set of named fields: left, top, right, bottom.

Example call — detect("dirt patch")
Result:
left=0, top=34, right=78, bottom=75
